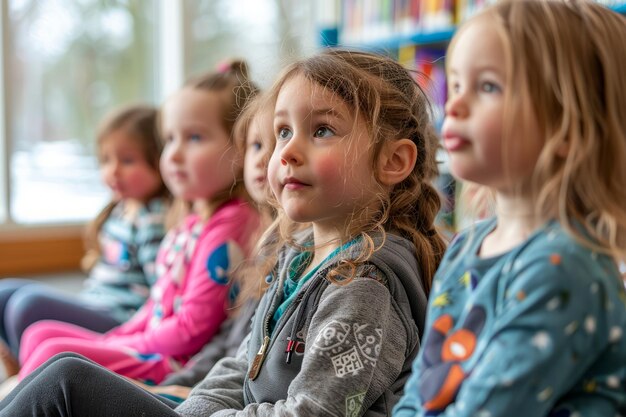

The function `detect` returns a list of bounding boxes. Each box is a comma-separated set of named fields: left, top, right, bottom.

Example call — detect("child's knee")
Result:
left=35, top=356, right=97, bottom=387
left=5, top=288, right=46, bottom=331
left=50, top=356, right=89, bottom=375
left=50, top=356, right=107, bottom=384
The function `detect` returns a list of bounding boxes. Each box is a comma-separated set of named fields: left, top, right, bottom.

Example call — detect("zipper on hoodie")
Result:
left=247, top=278, right=306, bottom=380
left=248, top=335, right=270, bottom=380
left=247, top=272, right=282, bottom=381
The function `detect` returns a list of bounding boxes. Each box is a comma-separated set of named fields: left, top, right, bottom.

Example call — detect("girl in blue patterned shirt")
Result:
left=395, top=1, right=626, bottom=416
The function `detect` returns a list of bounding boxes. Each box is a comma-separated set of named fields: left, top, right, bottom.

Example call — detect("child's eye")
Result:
left=313, top=126, right=334, bottom=138
left=189, top=134, right=202, bottom=142
left=277, top=127, right=292, bottom=141
left=250, top=141, right=262, bottom=151
left=480, top=81, right=501, bottom=94
left=449, top=81, right=461, bottom=94
left=121, top=157, right=136, bottom=165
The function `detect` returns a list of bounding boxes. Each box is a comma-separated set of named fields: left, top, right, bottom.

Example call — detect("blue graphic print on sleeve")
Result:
left=206, top=241, right=244, bottom=285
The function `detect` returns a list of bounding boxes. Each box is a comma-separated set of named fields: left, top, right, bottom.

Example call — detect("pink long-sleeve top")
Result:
left=104, top=198, right=259, bottom=365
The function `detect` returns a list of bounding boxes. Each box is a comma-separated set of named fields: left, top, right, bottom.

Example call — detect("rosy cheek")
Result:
left=141, top=169, right=159, bottom=184
left=311, top=155, right=341, bottom=182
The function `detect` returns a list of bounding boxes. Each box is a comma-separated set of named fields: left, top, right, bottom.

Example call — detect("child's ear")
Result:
left=378, top=138, right=417, bottom=186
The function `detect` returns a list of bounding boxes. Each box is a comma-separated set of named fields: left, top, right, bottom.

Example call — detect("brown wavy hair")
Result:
left=261, top=49, right=447, bottom=294
left=82, top=104, right=169, bottom=271
left=454, top=0, right=626, bottom=264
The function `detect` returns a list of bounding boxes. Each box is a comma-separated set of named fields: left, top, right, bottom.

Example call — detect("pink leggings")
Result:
left=18, top=320, right=174, bottom=383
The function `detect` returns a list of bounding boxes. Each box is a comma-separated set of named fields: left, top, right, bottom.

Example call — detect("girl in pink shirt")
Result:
left=17, top=61, right=261, bottom=384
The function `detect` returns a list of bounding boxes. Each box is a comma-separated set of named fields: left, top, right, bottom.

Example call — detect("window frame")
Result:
left=1, top=0, right=11, bottom=227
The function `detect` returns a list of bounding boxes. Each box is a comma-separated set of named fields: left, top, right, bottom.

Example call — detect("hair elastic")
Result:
left=216, top=61, right=231, bottom=74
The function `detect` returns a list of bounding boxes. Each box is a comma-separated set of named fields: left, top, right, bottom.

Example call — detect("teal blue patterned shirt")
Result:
left=81, top=197, right=167, bottom=322
left=394, top=219, right=626, bottom=416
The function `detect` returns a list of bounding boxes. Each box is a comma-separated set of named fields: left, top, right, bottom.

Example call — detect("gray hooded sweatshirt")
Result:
left=176, top=232, right=428, bottom=417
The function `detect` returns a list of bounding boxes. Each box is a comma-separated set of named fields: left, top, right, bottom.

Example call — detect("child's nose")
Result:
left=167, top=139, right=184, bottom=162
left=110, top=161, right=122, bottom=176
left=445, top=94, right=469, bottom=118
left=255, top=156, right=265, bottom=169
left=279, top=136, right=304, bottom=166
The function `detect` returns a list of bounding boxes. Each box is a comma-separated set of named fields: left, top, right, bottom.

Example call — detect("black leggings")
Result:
left=0, top=353, right=180, bottom=417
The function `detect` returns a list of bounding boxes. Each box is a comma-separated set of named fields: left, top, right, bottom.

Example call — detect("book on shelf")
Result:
left=339, top=0, right=456, bottom=45
left=420, top=0, right=455, bottom=32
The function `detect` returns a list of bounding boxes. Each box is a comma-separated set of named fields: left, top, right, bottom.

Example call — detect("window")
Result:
left=183, top=0, right=316, bottom=86
left=6, top=0, right=159, bottom=224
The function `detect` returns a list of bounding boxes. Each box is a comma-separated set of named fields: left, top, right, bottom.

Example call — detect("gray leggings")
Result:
left=0, top=353, right=180, bottom=416
left=0, top=279, right=120, bottom=355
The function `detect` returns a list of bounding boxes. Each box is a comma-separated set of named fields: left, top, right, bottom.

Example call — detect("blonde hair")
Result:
left=163, top=60, right=260, bottom=227
left=83, top=104, right=170, bottom=271
left=262, top=49, right=447, bottom=293
left=454, top=0, right=626, bottom=263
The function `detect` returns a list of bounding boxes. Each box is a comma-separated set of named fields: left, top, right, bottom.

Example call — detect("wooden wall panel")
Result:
left=0, top=234, right=84, bottom=276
